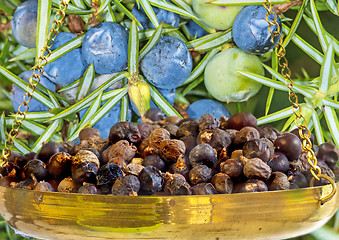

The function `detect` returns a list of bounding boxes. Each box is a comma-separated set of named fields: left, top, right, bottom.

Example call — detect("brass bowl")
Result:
left=0, top=183, right=338, bottom=240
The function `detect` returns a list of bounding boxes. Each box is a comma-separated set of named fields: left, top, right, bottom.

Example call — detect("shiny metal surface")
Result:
left=0, top=183, right=338, bottom=240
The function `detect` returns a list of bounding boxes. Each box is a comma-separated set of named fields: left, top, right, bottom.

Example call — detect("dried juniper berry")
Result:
left=35, top=181, right=54, bottom=192
left=72, top=162, right=98, bottom=187
left=24, top=152, right=38, bottom=161
left=8, top=152, right=27, bottom=169
left=160, top=139, right=186, bottom=163
left=162, top=122, right=178, bottom=137
left=267, top=152, right=289, bottom=173
left=22, top=159, right=48, bottom=181
left=243, top=158, right=271, bottom=180
left=72, top=149, right=100, bottom=170
left=227, top=112, right=257, bottom=130
left=48, top=152, right=72, bottom=180
left=191, top=183, right=217, bottom=195
left=234, top=126, right=260, bottom=145
left=180, top=134, right=197, bottom=157
left=189, top=143, right=217, bottom=168
left=164, top=173, right=191, bottom=195
left=103, top=140, right=137, bottom=164
left=317, top=142, right=339, bottom=170
left=189, top=165, right=212, bottom=185
left=144, top=108, right=165, bottom=122
left=197, top=128, right=231, bottom=152
left=112, top=175, right=140, bottom=196
left=142, top=155, right=167, bottom=172
left=258, top=125, right=280, bottom=142
left=138, top=166, right=164, bottom=194
left=14, top=175, right=38, bottom=190
left=109, top=121, right=141, bottom=144
left=211, top=173, right=233, bottom=194
left=240, top=179, right=268, bottom=193
left=287, top=171, right=307, bottom=189
left=261, top=138, right=274, bottom=159
left=79, top=128, right=101, bottom=141
left=313, top=161, right=336, bottom=186
left=243, top=139, right=271, bottom=162
left=176, top=119, right=199, bottom=138
left=97, top=163, right=124, bottom=194
left=125, top=163, right=145, bottom=176
left=0, top=175, right=18, bottom=187
left=139, top=128, right=171, bottom=156
left=274, top=132, right=302, bottom=161
left=290, top=128, right=314, bottom=145
left=220, top=158, right=244, bottom=178
left=38, top=142, right=66, bottom=164
left=57, top=177, right=77, bottom=193
left=138, top=122, right=153, bottom=140
left=61, top=141, right=77, bottom=156
left=198, top=114, right=219, bottom=131
left=108, top=157, right=125, bottom=170
left=168, top=155, right=190, bottom=181
left=78, top=183, right=98, bottom=194
left=266, top=172, right=290, bottom=191
left=219, top=115, right=228, bottom=130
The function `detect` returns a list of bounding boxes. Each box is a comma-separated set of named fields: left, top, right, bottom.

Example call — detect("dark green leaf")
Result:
left=128, top=20, right=140, bottom=75
left=323, top=105, right=339, bottom=146
left=139, top=24, right=163, bottom=59
left=257, top=106, right=294, bottom=126
left=186, top=30, right=232, bottom=51
left=139, top=0, right=159, bottom=28
left=312, top=111, right=324, bottom=144
left=9, top=48, right=36, bottom=62
left=120, top=79, right=129, bottom=122
left=319, top=42, right=334, bottom=92
left=209, top=0, right=291, bottom=5
left=0, top=113, right=6, bottom=143
left=310, top=0, right=328, bottom=52
left=112, top=0, right=142, bottom=28
left=31, top=120, right=61, bottom=152
left=182, top=75, right=204, bottom=96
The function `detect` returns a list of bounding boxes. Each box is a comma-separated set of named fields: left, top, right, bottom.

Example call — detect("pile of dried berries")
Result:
left=1, top=109, right=338, bottom=195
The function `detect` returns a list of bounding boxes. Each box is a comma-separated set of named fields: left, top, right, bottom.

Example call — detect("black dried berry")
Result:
left=191, top=183, right=217, bottom=195
left=198, top=114, right=219, bottom=131
left=38, top=142, right=66, bottom=164
left=176, top=119, right=199, bottom=138
left=211, top=173, right=233, bottom=194
left=109, top=121, right=141, bottom=143
left=189, top=165, right=212, bottom=185
left=234, top=126, right=260, bottom=145
left=97, top=163, right=124, bottom=194
left=57, top=177, right=77, bottom=193
left=47, top=152, right=72, bottom=180
left=227, top=112, right=257, bottom=130
left=274, top=133, right=302, bottom=161
left=180, top=135, right=197, bottom=157
left=22, top=159, right=48, bottom=181
left=240, top=179, right=268, bottom=193
left=138, top=166, right=164, bottom=194
left=267, top=153, right=289, bottom=173
left=287, top=171, right=307, bottom=189
left=112, top=175, right=140, bottom=196
left=144, top=108, right=165, bottom=122
left=164, top=173, right=191, bottom=195
left=142, top=155, right=167, bottom=172
left=197, top=128, right=231, bottom=152
left=243, top=139, right=271, bottom=162
left=138, top=122, right=153, bottom=140
left=35, top=181, right=54, bottom=192
left=103, top=140, right=137, bottom=163
left=220, top=158, right=243, bottom=178
left=317, top=142, right=339, bottom=170
left=78, top=183, right=98, bottom=194
left=258, top=125, right=280, bottom=142
left=72, top=162, right=98, bottom=187
left=266, top=172, right=290, bottom=191
left=163, top=122, right=178, bottom=137
left=79, top=127, right=101, bottom=141
left=189, top=143, right=217, bottom=168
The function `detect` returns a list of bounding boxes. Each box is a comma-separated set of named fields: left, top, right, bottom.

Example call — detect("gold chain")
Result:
left=0, top=0, right=71, bottom=166
left=263, top=0, right=336, bottom=204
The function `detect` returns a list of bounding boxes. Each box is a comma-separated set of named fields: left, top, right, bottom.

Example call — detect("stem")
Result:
left=272, top=0, right=303, bottom=15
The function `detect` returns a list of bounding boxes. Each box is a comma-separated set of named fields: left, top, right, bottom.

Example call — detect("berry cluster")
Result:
left=1, top=109, right=337, bottom=195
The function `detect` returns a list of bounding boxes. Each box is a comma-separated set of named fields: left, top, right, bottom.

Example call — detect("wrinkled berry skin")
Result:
left=11, top=0, right=38, bottom=48
left=144, top=108, right=165, bottom=122
left=317, top=142, right=339, bottom=170
left=164, top=174, right=191, bottom=195
left=140, top=36, right=193, bottom=89
left=267, top=172, right=290, bottom=191
left=22, top=159, right=48, bottom=181
left=97, top=163, right=124, bottom=194
left=240, top=179, right=268, bottom=193
left=232, top=5, right=282, bottom=54
left=138, top=166, right=164, bottom=194
left=82, top=22, right=129, bottom=74
left=189, top=165, right=212, bottom=185
left=109, top=122, right=141, bottom=144
left=191, top=183, right=217, bottom=195
left=44, top=32, right=87, bottom=85
left=243, top=139, right=271, bottom=162
left=185, top=20, right=209, bottom=39
left=132, top=1, right=180, bottom=30
left=142, top=155, right=167, bottom=172
left=186, top=99, right=231, bottom=119
left=112, top=175, right=140, bottom=196
left=11, top=70, right=55, bottom=113
left=267, top=153, right=289, bottom=173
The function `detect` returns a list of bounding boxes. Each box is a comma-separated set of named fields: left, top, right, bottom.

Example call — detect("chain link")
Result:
left=0, top=0, right=71, bottom=166
left=264, top=0, right=336, bottom=204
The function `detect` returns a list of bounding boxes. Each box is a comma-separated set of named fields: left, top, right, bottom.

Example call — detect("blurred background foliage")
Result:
left=0, top=0, right=339, bottom=239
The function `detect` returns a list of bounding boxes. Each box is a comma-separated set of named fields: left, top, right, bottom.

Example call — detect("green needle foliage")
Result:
left=0, top=0, right=339, bottom=239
